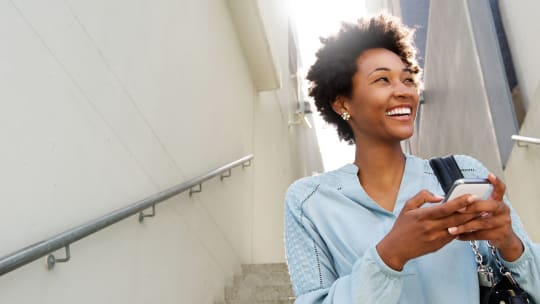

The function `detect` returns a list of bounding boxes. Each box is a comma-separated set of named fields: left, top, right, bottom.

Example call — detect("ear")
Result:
left=331, top=95, right=350, bottom=116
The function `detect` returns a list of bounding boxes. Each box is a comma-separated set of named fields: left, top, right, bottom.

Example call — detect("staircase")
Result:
left=216, top=263, right=295, bottom=304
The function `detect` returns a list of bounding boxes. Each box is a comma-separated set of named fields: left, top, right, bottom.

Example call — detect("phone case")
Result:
left=443, top=178, right=491, bottom=202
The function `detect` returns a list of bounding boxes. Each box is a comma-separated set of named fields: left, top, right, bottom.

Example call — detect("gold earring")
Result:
left=341, top=112, right=351, bottom=121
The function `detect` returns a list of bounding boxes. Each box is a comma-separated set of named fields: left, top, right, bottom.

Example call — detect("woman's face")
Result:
left=342, top=48, right=419, bottom=144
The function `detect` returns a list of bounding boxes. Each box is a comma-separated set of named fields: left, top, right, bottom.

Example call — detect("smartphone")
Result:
left=442, top=178, right=491, bottom=203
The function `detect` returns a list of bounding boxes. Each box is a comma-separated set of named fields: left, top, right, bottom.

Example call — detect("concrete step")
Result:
left=225, top=285, right=294, bottom=301
left=241, top=263, right=288, bottom=274
left=233, top=272, right=292, bottom=286
left=216, top=300, right=294, bottom=304
left=219, top=263, right=295, bottom=304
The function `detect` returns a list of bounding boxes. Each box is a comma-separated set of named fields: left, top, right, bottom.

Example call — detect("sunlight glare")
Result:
left=291, top=0, right=367, bottom=171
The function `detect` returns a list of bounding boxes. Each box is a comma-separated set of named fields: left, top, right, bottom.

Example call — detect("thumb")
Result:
left=487, top=173, right=505, bottom=201
left=403, top=190, right=444, bottom=211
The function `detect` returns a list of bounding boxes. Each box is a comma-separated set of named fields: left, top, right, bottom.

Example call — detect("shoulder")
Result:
left=284, top=167, right=345, bottom=211
left=452, top=154, right=490, bottom=178
left=409, top=153, right=490, bottom=178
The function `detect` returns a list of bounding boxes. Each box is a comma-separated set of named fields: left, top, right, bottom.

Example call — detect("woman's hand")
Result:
left=376, top=190, right=479, bottom=270
left=447, top=173, right=524, bottom=262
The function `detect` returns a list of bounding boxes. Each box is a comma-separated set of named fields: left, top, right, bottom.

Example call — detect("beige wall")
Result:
left=504, top=86, right=540, bottom=242
left=252, top=0, right=324, bottom=263
left=497, top=0, right=540, bottom=242
left=0, top=0, right=321, bottom=303
left=498, top=0, right=540, bottom=111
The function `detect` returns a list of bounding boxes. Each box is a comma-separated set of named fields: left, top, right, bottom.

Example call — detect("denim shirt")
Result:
left=284, top=154, right=540, bottom=303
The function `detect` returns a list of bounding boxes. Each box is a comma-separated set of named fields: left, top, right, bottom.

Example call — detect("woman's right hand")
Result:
left=376, top=190, right=479, bottom=271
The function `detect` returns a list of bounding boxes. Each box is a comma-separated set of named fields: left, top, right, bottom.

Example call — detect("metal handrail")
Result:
left=512, top=135, right=540, bottom=147
left=0, top=154, right=254, bottom=276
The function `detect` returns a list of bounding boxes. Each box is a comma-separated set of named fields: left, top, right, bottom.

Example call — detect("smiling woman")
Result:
left=330, top=48, right=419, bottom=147
left=284, top=13, right=540, bottom=304
left=306, top=16, right=421, bottom=145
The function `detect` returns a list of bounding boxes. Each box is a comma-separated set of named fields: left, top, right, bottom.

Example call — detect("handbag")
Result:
left=430, top=156, right=531, bottom=304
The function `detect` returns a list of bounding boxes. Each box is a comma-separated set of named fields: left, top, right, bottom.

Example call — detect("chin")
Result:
left=394, top=131, right=414, bottom=142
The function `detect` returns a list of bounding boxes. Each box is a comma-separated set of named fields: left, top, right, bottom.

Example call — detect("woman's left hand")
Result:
left=447, top=173, right=524, bottom=262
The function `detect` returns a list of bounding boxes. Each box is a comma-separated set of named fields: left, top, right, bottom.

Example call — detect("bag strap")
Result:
left=430, top=156, right=530, bottom=300
left=429, top=156, right=493, bottom=278
left=429, top=155, right=519, bottom=288
left=429, top=155, right=464, bottom=194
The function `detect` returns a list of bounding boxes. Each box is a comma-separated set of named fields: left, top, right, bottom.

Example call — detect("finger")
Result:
left=403, top=190, right=444, bottom=211
left=447, top=214, right=509, bottom=236
left=488, top=173, right=506, bottom=201
left=431, top=212, right=480, bottom=230
left=459, top=199, right=506, bottom=215
left=420, top=228, right=456, bottom=244
left=434, top=230, right=457, bottom=244
left=454, top=229, right=501, bottom=242
left=422, top=194, right=477, bottom=219
left=454, top=231, right=485, bottom=241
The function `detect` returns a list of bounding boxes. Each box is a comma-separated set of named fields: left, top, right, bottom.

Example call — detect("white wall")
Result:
left=252, top=0, right=324, bottom=263
left=497, top=0, right=540, bottom=242
left=504, top=86, right=540, bottom=242
left=499, top=0, right=540, bottom=111
left=0, top=0, right=321, bottom=303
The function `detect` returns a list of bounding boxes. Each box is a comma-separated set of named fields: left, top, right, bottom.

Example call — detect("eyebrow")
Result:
left=368, top=67, right=414, bottom=76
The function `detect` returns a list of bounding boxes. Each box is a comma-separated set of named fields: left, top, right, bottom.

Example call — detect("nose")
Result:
left=393, top=81, right=416, bottom=99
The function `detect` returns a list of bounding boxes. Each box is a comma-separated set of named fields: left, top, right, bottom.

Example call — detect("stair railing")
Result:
left=512, top=135, right=540, bottom=148
left=0, top=154, right=254, bottom=276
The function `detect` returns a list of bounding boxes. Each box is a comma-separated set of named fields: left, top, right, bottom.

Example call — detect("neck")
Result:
left=353, top=139, right=407, bottom=211
left=354, top=140, right=405, bottom=176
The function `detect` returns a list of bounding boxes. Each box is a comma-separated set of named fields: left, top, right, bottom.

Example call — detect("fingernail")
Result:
left=467, top=195, right=478, bottom=203
left=480, top=212, right=491, bottom=218
left=488, top=173, right=496, bottom=179
left=457, top=207, right=467, bottom=213
left=435, top=195, right=444, bottom=200
left=448, top=227, right=458, bottom=235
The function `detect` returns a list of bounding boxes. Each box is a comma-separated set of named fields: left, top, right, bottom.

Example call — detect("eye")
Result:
left=403, top=78, right=416, bottom=86
left=374, top=77, right=389, bottom=83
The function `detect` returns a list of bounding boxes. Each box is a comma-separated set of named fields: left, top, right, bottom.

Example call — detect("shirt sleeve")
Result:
left=284, top=179, right=411, bottom=304
left=455, top=155, right=540, bottom=303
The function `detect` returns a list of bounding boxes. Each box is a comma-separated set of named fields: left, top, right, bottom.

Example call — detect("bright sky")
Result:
left=290, top=0, right=367, bottom=171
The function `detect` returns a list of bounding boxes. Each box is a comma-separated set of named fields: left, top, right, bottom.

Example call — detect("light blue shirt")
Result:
left=284, top=154, right=540, bottom=303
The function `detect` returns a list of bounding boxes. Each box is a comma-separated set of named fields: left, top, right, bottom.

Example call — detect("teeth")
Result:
left=385, top=107, right=411, bottom=116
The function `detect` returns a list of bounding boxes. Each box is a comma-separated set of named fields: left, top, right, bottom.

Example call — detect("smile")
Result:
left=385, top=106, right=412, bottom=117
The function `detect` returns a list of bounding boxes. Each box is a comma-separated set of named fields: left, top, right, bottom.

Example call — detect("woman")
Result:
left=284, top=14, right=539, bottom=303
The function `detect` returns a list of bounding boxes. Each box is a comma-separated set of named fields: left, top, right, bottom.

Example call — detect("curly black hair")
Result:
left=307, top=14, right=422, bottom=144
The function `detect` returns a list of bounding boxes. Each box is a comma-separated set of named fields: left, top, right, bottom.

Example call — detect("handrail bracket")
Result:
left=512, top=135, right=540, bottom=148
left=47, top=245, right=71, bottom=270
left=139, top=204, right=156, bottom=222
left=189, top=183, right=202, bottom=196
left=517, top=141, right=529, bottom=148
left=220, top=169, right=232, bottom=181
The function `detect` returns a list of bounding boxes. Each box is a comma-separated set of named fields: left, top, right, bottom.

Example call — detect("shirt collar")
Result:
left=335, top=154, right=426, bottom=215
